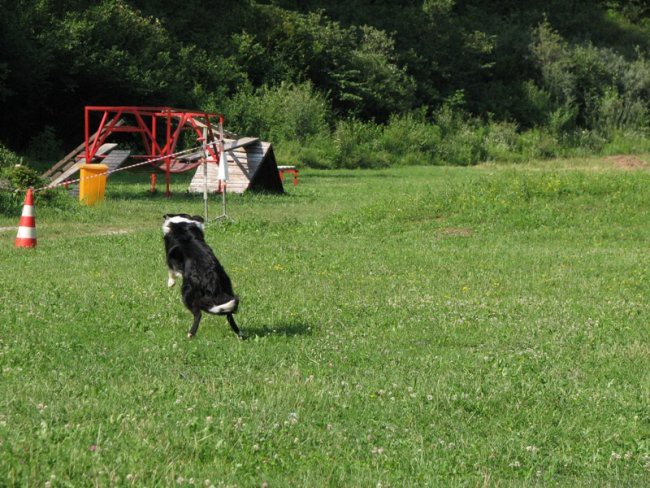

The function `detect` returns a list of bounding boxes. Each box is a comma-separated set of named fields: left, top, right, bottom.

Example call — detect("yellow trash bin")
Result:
left=79, top=164, right=108, bottom=206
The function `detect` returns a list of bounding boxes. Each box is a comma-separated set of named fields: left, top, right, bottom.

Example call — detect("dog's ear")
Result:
left=192, top=215, right=205, bottom=223
left=163, top=213, right=173, bottom=220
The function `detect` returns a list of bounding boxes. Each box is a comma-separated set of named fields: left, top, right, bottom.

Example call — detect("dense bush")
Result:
left=221, top=82, right=331, bottom=143
left=0, top=143, right=24, bottom=169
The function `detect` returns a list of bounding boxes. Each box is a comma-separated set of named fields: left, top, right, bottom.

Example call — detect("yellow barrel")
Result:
left=79, top=164, right=108, bottom=206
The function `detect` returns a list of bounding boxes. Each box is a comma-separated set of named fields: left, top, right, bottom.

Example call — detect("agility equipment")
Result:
left=41, top=106, right=284, bottom=196
left=187, top=139, right=283, bottom=195
left=15, top=189, right=36, bottom=248
left=278, top=166, right=299, bottom=186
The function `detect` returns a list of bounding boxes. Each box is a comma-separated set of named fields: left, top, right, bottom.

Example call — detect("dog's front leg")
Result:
left=188, top=309, right=202, bottom=338
left=167, top=270, right=176, bottom=288
left=226, top=313, right=244, bottom=339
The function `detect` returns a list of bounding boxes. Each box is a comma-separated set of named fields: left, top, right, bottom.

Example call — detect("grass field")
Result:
left=1, top=158, right=650, bottom=486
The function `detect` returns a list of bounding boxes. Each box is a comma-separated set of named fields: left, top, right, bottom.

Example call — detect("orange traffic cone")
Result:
left=15, top=188, right=36, bottom=248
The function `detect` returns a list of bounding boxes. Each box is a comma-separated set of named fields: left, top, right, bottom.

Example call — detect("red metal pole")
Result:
left=84, top=107, right=90, bottom=164
left=166, top=111, right=171, bottom=197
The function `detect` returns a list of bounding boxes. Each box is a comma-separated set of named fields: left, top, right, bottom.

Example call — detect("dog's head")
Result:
left=162, top=213, right=205, bottom=235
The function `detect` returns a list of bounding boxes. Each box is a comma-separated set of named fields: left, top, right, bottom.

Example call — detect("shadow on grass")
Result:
left=244, top=321, right=312, bottom=339
left=105, top=187, right=294, bottom=202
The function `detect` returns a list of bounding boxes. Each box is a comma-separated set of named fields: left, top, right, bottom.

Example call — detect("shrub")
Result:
left=519, top=128, right=560, bottom=160
left=332, top=119, right=388, bottom=169
left=25, top=125, right=64, bottom=163
left=0, top=163, right=71, bottom=215
left=379, top=112, right=438, bottom=166
left=484, top=121, right=522, bottom=162
left=223, top=81, right=331, bottom=143
left=2, top=164, right=44, bottom=190
left=0, top=143, right=24, bottom=169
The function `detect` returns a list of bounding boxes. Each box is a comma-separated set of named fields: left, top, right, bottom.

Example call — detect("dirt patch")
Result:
left=440, top=227, right=473, bottom=237
left=604, top=155, right=649, bottom=170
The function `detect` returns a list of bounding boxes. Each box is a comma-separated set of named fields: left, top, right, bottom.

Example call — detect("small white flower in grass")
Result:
left=188, top=478, right=195, bottom=485
left=525, top=445, right=538, bottom=454
left=426, top=395, right=433, bottom=401
left=205, top=416, right=213, bottom=423
left=509, top=461, right=521, bottom=468
left=611, top=451, right=622, bottom=461
left=126, top=474, right=134, bottom=482
left=288, top=412, right=298, bottom=425
left=253, top=444, right=260, bottom=451
left=204, top=480, right=211, bottom=487
left=44, top=482, right=51, bottom=488
left=176, top=476, right=185, bottom=484
left=371, top=446, right=385, bottom=455
left=37, top=403, right=46, bottom=412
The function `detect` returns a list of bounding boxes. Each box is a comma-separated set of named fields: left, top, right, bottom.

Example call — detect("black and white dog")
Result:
left=162, top=214, right=242, bottom=339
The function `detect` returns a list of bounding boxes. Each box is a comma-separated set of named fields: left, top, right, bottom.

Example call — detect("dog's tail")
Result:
left=206, top=295, right=239, bottom=315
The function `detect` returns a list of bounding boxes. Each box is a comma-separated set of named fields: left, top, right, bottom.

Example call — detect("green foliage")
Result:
left=252, top=7, right=416, bottom=120
left=2, top=1, right=650, bottom=169
left=531, top=20, right=650, bottom=134
left=0, top=143, right=23, bottom=169
left=0, top=162, right=73, bottom=215
left=1, top=165, right=43, bottom=190
left=223, top=81, right=331, bottom=143
left=25, top=126, right=64, bottom=163
left=332, top=119, right=388, bottom=169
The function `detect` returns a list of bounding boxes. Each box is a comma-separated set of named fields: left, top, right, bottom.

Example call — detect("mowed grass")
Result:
left=1, top=158, right=650, bottom=486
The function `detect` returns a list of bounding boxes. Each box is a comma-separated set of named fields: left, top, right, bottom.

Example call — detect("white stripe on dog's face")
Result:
left=162, top=215, right=205, bottom=235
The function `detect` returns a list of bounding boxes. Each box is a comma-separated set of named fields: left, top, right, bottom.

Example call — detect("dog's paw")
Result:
left=167, top=277, right=176, bottom=288
left=187, top=332, right=194, bottom=339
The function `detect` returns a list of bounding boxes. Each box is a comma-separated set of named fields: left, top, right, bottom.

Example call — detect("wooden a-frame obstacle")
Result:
left=42, top=106, right=284, bottom=196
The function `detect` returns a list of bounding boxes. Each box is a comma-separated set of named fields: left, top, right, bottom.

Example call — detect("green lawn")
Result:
left=1, top=159, right=649, bottom=486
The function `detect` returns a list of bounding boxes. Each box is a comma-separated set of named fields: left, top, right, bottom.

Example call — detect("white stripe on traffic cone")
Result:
left=15, top=188, right=36, bottom=248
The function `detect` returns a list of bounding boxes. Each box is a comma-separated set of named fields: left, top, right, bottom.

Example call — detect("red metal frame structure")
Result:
left=84, top=106, right=224, bottom=195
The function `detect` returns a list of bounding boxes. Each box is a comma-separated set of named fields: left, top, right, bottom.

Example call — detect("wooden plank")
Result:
left=187, top=138, right=273, bottom=194
left=224, top=137, right=259, bottom=152
left=49, top=162, right=82, bottom=187
left=102, top=149, right=131, bottom=171
left=43, top=121, right=124, bottom=178
left=190, top=118, right=238, bottom=139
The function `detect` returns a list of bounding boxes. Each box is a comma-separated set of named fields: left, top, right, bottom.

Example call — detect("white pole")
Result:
left=219, top=119, right=227, bottom=218
left=202, top=127, right=209, bottom=222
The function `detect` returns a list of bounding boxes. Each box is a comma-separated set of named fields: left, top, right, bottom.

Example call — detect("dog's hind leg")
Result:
left=226, top=313, right=244, bottom=339
left=188, top=309, right=202, bottom=339
left=167, top=270, right=179, bottom=288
